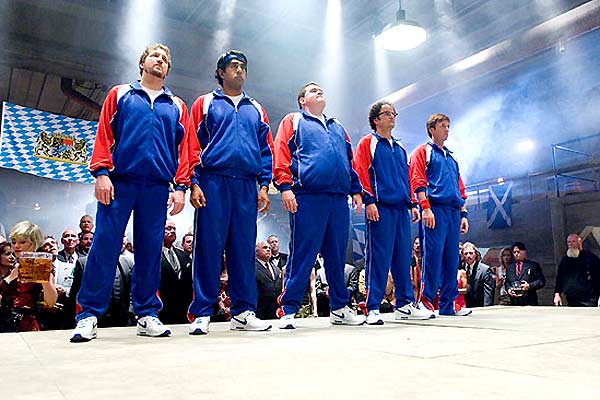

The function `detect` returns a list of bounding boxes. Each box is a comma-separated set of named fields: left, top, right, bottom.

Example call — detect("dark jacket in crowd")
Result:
left=255, top=259, right=282, bottom=320
left=504, top=259, right=546, bottom=306
left=554, top=250, right=600, bottom=306
left=158, top=247, right=193, bottom=324
left=71, top=255, right=133, bottom=327
left=464, top=261, right=496, bottom=308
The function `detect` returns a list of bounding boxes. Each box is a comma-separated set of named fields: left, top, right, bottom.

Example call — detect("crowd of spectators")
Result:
left=1, top=214, right=598, bottom=333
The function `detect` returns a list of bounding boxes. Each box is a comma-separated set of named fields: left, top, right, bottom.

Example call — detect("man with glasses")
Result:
left=186, top=50, right=273, bottom=334
left=353, top=101, right=432, bottom=325
left=409, top=113, right=471, bottom=317
left=273, top=82, right=365, bottom=329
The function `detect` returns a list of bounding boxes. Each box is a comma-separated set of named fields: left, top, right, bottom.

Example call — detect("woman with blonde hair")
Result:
left=0, top=221, right=57, bottom=332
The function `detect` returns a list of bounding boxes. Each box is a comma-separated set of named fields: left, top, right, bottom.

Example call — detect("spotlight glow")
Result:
left=517, top=140, right=536, bottom=152
left=375, top=22, right=426, bottom=51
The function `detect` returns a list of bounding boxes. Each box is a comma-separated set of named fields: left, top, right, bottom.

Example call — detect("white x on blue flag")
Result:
left=487, top=182, right=513, bottom=229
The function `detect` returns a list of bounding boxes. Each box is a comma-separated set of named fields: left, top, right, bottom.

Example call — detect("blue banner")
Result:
left=0, top=102, right=97, bottom=184
left=351, top=209, right=366, bottom=264
left=487, top=182, right=512, bottom=229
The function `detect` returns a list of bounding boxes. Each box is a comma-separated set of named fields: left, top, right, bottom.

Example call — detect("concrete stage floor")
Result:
left=2, top=306, right=599, bottom=400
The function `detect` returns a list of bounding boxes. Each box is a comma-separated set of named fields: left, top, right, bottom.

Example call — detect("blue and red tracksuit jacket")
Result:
left=409, top=141, right=467, bottom=208
left=353, top=132, right=414, bottom=208
left=90, top=80, right=190, bottom=187
left=273, top=111, right=362, bottom=195
left=187, top=89, right=273, bottom=187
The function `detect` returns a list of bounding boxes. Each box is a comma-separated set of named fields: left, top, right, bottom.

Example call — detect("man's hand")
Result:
left=365, top=204, right=379, bottom=222
left=281, top=190, right=297, bottom=213
left=257, top=186, right=270, bottom=213
left=521, top=281, right=530, bottom=291
left=168, top=190, right=185, bottom=216
left=352, top=193, right=363, bottom=215
left=422, top=208, right=435, bottom=229
left=190, top=184, right=206, bottom=209
left=508, top=288, right=517, bottom=297
left=460, top=217, right=469, bottom=234
left=553, top=293, right=562, bottom=306
left=411, top=207, right=420, bottom=223
left=95, top=175, right=114, bottom=205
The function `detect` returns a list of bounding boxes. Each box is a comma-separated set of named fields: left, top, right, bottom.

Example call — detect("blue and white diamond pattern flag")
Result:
left=0, top=102, right=97, bottom=184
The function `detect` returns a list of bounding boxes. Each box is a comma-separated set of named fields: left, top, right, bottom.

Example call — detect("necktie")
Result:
left=167, top=248, right=180, bottom=277
left=267, top=260, right=275, bottom=280
left=516, top=261, right=523, bottom=276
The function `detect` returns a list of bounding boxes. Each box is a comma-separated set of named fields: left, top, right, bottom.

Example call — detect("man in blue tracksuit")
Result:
left=409, top=113, right=471, bottom=317
left=70, top=43, right=191, bottom=342
left=273, top=82, right=365, bottom=329
left=353, top=101, right=433, bottom=325
left=187, top=50, right=273, bottom=334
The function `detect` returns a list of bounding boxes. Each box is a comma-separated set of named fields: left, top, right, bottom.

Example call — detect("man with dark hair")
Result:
left=409, top=113, right=471, bottom=316
left=353, top=101, right=432, bottom=325
left=505, top=242, right=545, bottom=306
left=181, top=233, right=194, bottom=258
left=187, top=49, right=273, bottom=335
left=273, top=82, right=365, bottom=329
left=554, top=234, right=600, bottom=307
left=78, top=232, right=93, bottom=256
left=70, top=43, right=191, bottom=342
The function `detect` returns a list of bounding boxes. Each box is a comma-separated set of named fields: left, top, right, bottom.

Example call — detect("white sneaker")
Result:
left=70, top=316, right=98, bottom=342
left=189, top=316, right=210, bottom=335
left=230, top=310, right=272, bottom=331
left=454, top=307, right=473, bottom=316
left=394, top=302, right=435, bottom=320
left=278, top=314, right=296, bottom=329
left=330, top=306, right=365, bottom=326
left=366, top=310, right=384, bottom=325
left=137, top=316, right=171, bottom=337
left=447, top=304, right=473, bottom=316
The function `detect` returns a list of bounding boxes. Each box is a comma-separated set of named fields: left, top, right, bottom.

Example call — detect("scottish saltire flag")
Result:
left=351, top=209, right=366, bottom=263
left=487, top=182, right=513, bottom=229
left=0, top=102, right=97, bottom=184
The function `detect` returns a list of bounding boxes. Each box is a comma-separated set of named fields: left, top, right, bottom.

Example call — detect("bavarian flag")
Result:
left=0, top=102, right=97, bottom=183
left=487, top=182, right=513, bottom=229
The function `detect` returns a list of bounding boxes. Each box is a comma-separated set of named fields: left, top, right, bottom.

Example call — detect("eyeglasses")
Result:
left=378, top=111, right=398, bottom=118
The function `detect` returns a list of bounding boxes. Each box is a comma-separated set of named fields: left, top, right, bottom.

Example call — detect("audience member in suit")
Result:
left=504, top=242, right=545, bottom=306
left=181, top=233, right=194, bottom=258
left=255, top=241, right=282, bottom=320
left=268, top=235, right=288, bottom=270
left=78, top=214, right=94, bottom=236
left=554, top=234, right=600, bottom=307
left=77, top=232, right=94, bottom=257
left=44, top=232, right=81, bottom=329
left=57, top=229, right=80, bottom=263
left=158, top=220, right=193, bottom=324
left=461, top=242, right=495, bottom=307
left=71, top=252, right=134, bottom=328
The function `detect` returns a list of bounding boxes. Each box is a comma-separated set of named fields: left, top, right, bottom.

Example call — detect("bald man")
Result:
left=554, top=234, right=600, bottom=307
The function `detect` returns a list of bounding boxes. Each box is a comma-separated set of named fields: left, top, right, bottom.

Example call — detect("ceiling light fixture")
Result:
left=375, top=0, right=426, bottom=51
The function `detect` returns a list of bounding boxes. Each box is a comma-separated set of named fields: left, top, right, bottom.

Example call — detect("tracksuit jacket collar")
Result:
left=129, top=80, right=175, bottom=98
